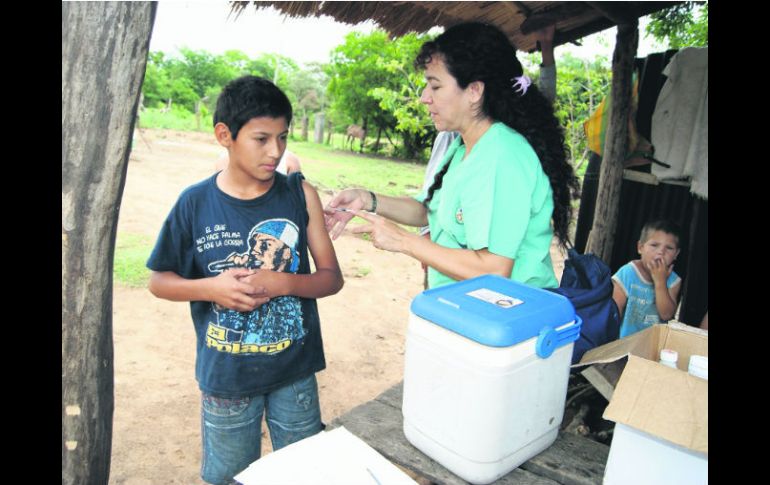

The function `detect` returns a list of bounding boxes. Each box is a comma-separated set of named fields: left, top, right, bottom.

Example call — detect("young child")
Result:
left=612, top=220, right=682, bottom=338
left=146, top=75, right=343, bottom=485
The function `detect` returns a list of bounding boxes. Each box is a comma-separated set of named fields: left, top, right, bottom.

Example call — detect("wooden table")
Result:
left=329, top=382, right=610, bottom=485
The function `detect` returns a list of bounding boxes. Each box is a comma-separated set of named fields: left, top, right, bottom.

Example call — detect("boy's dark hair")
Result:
left=640, top=220, right=681, bottom=246
left=213, top=75, right=292, bottom=140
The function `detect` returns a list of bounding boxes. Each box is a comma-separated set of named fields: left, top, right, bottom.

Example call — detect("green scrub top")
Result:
left=416, top=122, right=558, bottom=289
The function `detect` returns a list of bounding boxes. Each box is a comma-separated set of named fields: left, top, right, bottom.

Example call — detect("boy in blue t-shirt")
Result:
left=146, top=75, right=343, bottom=484
left=611, top=220, right=682, bottom=338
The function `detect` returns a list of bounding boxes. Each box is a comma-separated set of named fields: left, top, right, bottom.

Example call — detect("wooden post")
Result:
left=314, top=112, right=325, bottom=143
left=301, top=115, right=309, bottom=141
left=62, top=3, right=156, bottom=484
left=586, top=21, right=638, bottom=262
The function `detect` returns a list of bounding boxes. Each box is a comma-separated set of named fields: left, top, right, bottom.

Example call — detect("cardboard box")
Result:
left=577, top=323, right=708, bottom=485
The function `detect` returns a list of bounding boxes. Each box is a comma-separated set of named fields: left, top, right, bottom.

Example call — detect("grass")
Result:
left=288, top=138, right=426, bottom=197
left=138, top=107, right=213, bottom=133
left=113, top=233, right=153, bottom=288
left=287, top=139, right=427, bottom=234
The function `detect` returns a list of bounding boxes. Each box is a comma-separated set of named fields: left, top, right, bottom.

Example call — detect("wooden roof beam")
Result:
left=520, top=2, right=590, bottom=34
left=551, top=17, right=615, bottom=48
left=510, top=1, right=531, bottom=17
left=520, top=17, right=615, bottom=52
left=585, top=2, right=636, bottom=25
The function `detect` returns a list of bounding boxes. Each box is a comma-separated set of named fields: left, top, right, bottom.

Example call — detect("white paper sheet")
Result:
left=234, top=426, right=418, bottom=485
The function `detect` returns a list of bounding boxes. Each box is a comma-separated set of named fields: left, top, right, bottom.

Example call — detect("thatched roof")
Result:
left=232, top=1, right=682, bottom=53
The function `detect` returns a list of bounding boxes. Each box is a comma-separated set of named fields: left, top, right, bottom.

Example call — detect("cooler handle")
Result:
left=536, top=315, right=582, bottom=358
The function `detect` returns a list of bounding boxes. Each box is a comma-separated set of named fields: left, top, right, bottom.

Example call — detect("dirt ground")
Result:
left=109, top=128, right=566, bottom=485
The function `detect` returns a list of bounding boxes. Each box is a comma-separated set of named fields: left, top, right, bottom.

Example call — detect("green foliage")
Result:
left=646, top=2, right=708, bottom=48
left=288, top=63, right=328, bottom=127
left=552, top=53, right=612, bottom=170
left=248, top=53, right=300, bottom=88
left=139, top=106, right=213, bottom=132
left=326, top=30, right=435, bottom=159
left=141, top=48, right=311, bottom=119
left=523, top=51, right=612, bottom=171
left=114, top=233, right=153, bottom=288
left=140, top=30, right=619, bottom=178
left=327, top=31, right=394, bottom=130
left=368, top=33, right=436, bottom=160
left=288, top=139, right=425, bottom=197
left=175, top=48, right=238, bottom=100
left=142, top=53, right=171, bottom=108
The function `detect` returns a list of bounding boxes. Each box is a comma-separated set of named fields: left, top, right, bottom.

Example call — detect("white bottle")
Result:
left=688, top=355, right=708, bottom=380
left=659, top=349, right=678, bottom=369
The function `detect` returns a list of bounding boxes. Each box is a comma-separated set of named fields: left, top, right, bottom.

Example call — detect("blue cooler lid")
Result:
left=410, top=274, right=578, bottom=351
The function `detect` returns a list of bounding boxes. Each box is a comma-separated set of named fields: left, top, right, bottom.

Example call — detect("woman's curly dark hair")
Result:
left=416, top=22, right=580, bottom=248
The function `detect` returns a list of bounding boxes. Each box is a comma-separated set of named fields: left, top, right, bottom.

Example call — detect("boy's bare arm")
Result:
left=611, top=280, right=627, bottom=320
left=243, top=181, right=344, bottom=299
left=654, top=280, right=680, bottom=321
left=148, top=269, right=270, bottom=312
left=653, top=282, right=679, bottom=321
left=649, top=260, right=679, bottom=321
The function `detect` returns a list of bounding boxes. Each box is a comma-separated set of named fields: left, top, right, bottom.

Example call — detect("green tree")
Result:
left=142, top=48, right=255, bottom=113
left=369, top=33, right=435, bottom=159
left=327, top=30, right=435, bottom=158
left=552, top=53, right=612, bottom=172
left=287, top=63, right=328, bottom=139
left=523, top=51, right=612, bottom=172
left=245, top=53, right=299, bottom=90
left=141, top=52, right=172, bottom=108
left=326, top=31, right=396, bottom=149
left=646, top=2, right=708, bottom=48
left=175, top=48, right=240, bottom=109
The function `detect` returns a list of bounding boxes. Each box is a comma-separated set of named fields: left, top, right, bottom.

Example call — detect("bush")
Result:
left=139, top=106, right=213, bottom=133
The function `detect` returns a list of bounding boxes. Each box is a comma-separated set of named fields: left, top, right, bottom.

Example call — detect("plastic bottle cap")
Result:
left=659, top=348, right=678, bottom=368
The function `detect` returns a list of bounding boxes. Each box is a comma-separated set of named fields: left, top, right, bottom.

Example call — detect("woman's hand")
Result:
left=349, top=210, right=411, bottom=253
left=323, top=189, right=372, bottom=240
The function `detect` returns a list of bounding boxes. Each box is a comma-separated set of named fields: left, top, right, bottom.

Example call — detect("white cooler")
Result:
left=402, top=275, right=581, bottom=484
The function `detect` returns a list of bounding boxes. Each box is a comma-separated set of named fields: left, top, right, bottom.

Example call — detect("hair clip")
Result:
left=511, top=75, right=532, bottom=95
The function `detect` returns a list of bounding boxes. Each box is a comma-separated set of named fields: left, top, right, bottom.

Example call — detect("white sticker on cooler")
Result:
left=466, top=288, right=524, bottom=309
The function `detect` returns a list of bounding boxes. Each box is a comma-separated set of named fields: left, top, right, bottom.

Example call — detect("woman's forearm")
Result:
left=374, top=194, right=428, bottom=227
left=402, top=232, right=513, bottom=281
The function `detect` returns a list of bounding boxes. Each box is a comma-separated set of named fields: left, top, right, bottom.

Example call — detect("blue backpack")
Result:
left=548, top=249, right=621, bottom=364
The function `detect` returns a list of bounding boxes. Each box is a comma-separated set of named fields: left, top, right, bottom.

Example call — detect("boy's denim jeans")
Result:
left=200, top=374, right=323, bottom=485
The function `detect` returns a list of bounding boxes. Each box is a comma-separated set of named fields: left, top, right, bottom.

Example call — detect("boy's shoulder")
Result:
left=177, top=173, right=217, bottom=202
left=613, top=261, right=639, bottom=278
left=284, top=172, right=312, bottom=206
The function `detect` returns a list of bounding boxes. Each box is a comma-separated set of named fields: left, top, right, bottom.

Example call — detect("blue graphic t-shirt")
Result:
left=147, top=173, right=325, bottom=398
left=612, top=261, right=681, bottom=338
